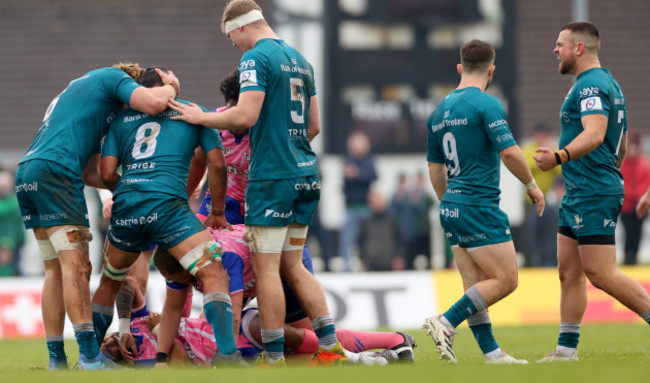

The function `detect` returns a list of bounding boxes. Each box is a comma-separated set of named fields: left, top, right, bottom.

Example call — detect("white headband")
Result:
left=224, top=9, right=264, bottom=34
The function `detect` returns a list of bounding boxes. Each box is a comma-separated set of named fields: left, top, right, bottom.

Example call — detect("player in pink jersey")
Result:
left=194, top=70, right=249, bottom=224
left=153, top=224, right=416, bottom=366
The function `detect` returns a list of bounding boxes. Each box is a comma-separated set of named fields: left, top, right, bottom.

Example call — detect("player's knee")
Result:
left=179, top=240, right=223, bottom=276
left=103, top=258, right=131, bottom=282
left=583, top=268, right=611, bottom=291
left=37, top=239, right=58, bottom=261
left=244, top=226, right=287, bottom=253
left=49, top=225, right=93, bottom=254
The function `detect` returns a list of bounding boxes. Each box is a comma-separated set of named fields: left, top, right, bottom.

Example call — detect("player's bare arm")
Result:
left=155, top=287, right=189, bottom=368
left=82, top=153, right=106, bottom=189
left=307, top=95, right=321, bottom=142
left=187, top=146, right=207, bottom=197
left=427, top=161, right=447, bottom=202
left=115, top=278, right=139, bottom=364
left=534, top=114, right=607, bottom=171
left=129, top=69, right=179, bottom=115
left=100, top=156, right=121, bottom=191
left=500, top=145, right=545, bottom=216
left=168, top=90, right=264, bottom=133
left=203, top=147, right=231, bottom=230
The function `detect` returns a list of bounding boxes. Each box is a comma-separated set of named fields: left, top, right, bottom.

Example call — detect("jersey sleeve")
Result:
left=101, top=126, right=119, bottom=158
left=482, top=97, right=516, bottom=151
left=238, top=50, right=266, bottom=93
left=221, top=251, right=245, bottom=294
left=577, top=80, right=611, bottom=117
left=426, top=114, right=444, bottom=163
left=306, top=62, right=317, bottom=97
left=106, top=68, right=142, bottom=105
left=199, top=127, right=224, bottom=154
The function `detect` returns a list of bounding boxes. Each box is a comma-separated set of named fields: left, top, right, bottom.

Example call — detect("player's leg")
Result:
left=538, top=230, right=585, bottom=362
left=580, top=241, right=650, bottom=318
left=92, top=241, right=139, bottom=344
left=34, top=227, right=68, bottom=370
left=248, top=225, right=287, bottom=363
left=167, top=230, right=240, bottom=360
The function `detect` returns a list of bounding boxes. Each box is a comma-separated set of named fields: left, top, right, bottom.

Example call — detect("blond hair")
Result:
left=112, top=62, right=145, bottom=81
left=221, top=0, right=265, bottom=33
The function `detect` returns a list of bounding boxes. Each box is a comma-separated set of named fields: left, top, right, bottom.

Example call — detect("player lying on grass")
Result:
left=106, top=225, right=415, bottom=367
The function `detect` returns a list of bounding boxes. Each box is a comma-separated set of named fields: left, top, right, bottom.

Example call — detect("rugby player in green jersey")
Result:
left=424, top=40, right=544, bottom=364
left=534, top=22, right=650, bottom=362
left=168, top=0, right=346, bottom=367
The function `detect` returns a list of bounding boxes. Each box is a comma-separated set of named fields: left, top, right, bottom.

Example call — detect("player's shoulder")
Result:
left=575, top=68, right=615, bottom=95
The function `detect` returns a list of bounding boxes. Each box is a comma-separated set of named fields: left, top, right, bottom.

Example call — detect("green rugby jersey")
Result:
left=559, top=67, right=626, bottom=197
left=21, top=67, right=141, bottom=174
left=427, top=87, right=516, bottom=206
left=238, top=38, right=319, bottom=181
left=102, top=101, right=223, bottom=199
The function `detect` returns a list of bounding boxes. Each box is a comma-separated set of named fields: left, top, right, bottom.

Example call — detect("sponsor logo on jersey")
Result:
left=488, top=119, right=507, bottom=130
left=240, top=70, right=258, bottom=88
left=580, top=96, right=603, bottom=112
left=579, top=86, right=600, bottom=97
left=239, top=59, right=256, bottom=70
left=15, top=182, right=38, bottom=193
left=264, top=209, right=293, bottom=219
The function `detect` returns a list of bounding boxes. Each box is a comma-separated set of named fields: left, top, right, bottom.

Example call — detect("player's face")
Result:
left=227, top=29, right=248, bottom=51
left=100, top=333, right=122, bottom=361
left=554, top=30, right=576, bottom=75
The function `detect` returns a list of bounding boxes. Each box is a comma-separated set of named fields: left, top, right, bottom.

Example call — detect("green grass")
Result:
left=1, top=324, right=648, bottom=382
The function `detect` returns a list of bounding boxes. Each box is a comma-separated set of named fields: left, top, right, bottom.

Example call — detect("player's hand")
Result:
left=636, top=191, right=650, bottom=219
left=102, top=198, right=114, bottom=220
left=204, top=212, right=232, bottom=231
left=119, top=333, right=138, bottom=364
left=168, top=99, right=204, bottom=125
left=526, top=185, right=546, bottom=217
left=533, top=147, right=558, bottom=171
left=156, top=68, right=180, bottom=97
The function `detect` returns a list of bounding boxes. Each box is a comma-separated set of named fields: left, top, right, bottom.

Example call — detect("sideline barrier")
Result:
left=0, top=267, right=649, bottom=338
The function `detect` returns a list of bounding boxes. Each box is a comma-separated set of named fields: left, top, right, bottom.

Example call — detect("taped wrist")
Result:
left=118, top=318, right=131, bottom=335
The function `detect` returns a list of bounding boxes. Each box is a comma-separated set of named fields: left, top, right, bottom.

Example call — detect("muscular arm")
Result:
left=169, top=91, right=264, bottom=133
left=157, top=287, right=189, bottom=355
left=187, top=146, right=207, bottom=197
left=100, top=156, right=121, bottom=191
left=230, top=291, right=243, bottom=342
left=129, top=69, right=179, bottom=115
left=564, top=114, right=608, bottom=161
left=307, top=95, right=321, bottom=142
left=82, top=154, right=106, bottom=189
left=500, top=145, right=545, bottom=215
left=203, top=148, right=230, bottom=229
left=427, top=162, right=447, bottom=202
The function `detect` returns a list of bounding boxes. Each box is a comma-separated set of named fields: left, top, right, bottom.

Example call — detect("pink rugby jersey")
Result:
left=220, top=129, right=250, bottom=203
left=209, top=225, right=256, bottom=300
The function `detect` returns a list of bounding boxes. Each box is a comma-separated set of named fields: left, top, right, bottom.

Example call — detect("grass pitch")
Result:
left=0, top=323, right=648, bottom=383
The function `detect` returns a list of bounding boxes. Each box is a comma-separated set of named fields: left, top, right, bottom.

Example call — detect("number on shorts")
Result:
left=442, top=132, right=460, bottom=176
left=290, top=77, right=305, bottom=124
left=132, top=122, right=161, bottom=159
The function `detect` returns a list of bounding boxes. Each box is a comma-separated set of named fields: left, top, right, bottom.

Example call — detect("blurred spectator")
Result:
left=339, top=131, right=377, bottom=272
left=0, top=169, right=25, bottom=276
left=389, top=174, right=416, bottom=262
left=620, top=130, right=650, bottom=265
left=522, top=122, right=562, bottom=266
left=359, top=191, right=403, bottom=271
left=408, top=172, right=435, bottom=269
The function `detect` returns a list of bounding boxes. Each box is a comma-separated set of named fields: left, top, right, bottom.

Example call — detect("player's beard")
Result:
left=559, top=54, right=576, bottom=74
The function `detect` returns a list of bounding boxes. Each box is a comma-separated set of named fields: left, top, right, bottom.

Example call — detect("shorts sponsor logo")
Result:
left=458, top=233, right=487, bottom=244
left=40, top=213, right=67, bottom=221
left=294, top=181, right=321, bottom=191
left=440, top=208, right=459, bottom=218
left=22, top=215, right=31, bottom=222
left=265, top=209, right=293, bottom=219
left=603, top=219, right=616, bottom=228
left=580, top=96, right=603, bottom=112
left=161, top=225, right=191, bottom=244
left=115, top=213, right=158, bottom=227
left=297, top=160, right=316, bottom=168
left=121, top=178, right=152, bottom=184
left=15, top=182, right=38, bottom=193
left=109, top=231, right=131, bottom=246
left=572, top=214, right=584, bottom=230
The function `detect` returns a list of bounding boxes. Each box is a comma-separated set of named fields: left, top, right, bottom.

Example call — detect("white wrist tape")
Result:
left=224, top=10, right=264, bottom=33
left=119, top=318, right=131, bottom=335
left=525, top=180, right=537, bottom=190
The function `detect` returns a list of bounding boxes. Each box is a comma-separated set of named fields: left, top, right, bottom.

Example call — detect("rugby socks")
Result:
left=46, top=335, right=67, bottom=367
left=467, top=312, right=500, bottom=354
left=297, top=329, right=404, bottom=353
left=92, top=303, right=114, bottom=346
left=641, top=309, right=650, bottom=324
left=73, top=322, right=100, bottom=360
left=556, top=322, right=581, bottom=355
left=312, top=315, right=339, bottom=350
left=443, top=286, right=488, bottom=328
left=203, top=292, right=237, bottom=355
left=261, top=328, right=285, bottom=361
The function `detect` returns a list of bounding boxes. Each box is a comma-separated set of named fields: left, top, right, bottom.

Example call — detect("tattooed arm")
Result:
left=116, top=277, right=144, bottom=364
